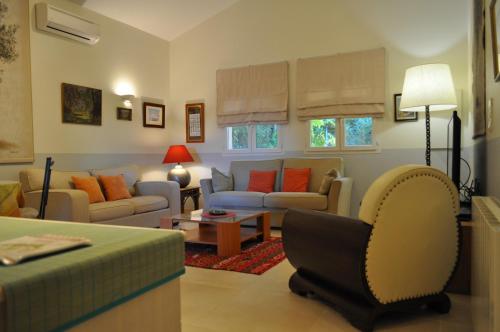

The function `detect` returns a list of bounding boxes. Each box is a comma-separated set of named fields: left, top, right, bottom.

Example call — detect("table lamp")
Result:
left=163, top=145, right=194, bottom=188
left=400, top=64, right=457, bottom=166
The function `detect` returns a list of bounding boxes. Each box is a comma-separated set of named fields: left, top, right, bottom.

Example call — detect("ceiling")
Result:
left=72, top=0, right=240, bottom=41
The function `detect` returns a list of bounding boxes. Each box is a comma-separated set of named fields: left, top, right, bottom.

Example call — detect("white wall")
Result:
left=168, top=0, right=472, bottom=213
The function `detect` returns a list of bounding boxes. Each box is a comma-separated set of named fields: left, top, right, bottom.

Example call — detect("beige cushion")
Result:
left=89, top=201, right=134, bottom=222
left=264, top=192, right=327, bottom=210
left=19, top=169, right=91, bottom=193
left=282, top=158, right=343, bottom=192
left=211, top=167, right=233, bottom=192
left=122, top=196, right=168, bottom=214
left=210, top=191, right=265, bottom=208
left=90, top=165, right=140, bottom=195
left=230, top=159, right=283, bottom=192
left=360, top=165, right=459, bottom=304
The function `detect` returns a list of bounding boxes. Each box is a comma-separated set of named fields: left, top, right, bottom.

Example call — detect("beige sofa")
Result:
left=200, top=158, right=352, bottom=226
left=19, top=165, right=180, bottom=228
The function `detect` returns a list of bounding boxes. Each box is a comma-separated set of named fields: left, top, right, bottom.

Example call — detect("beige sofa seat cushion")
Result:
left=210, top=191, right=265, bottom=208
left=89, top=201, right=135, bottom=222
left=20, top=169, right=91, bottom=193
left=282, top=158, right=343, bottom=192
left=90, top=165, right=140, bottom=195
left=264, top=192, right=328, bottom=210
left=230, top=159, right=283, bottom=192
left=122, top=196, right=168, bottom=214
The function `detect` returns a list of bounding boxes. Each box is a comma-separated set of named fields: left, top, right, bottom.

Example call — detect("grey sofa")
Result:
left=200, top=158, right=352, bottom=227
left=19, top=165, right=180, bottom=228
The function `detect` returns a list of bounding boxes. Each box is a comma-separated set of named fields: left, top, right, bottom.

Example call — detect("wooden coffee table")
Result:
left=161, top=209, right=271, bottom=256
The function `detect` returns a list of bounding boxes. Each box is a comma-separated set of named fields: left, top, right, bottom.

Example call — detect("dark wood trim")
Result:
left=185, top=103, right=205, bottom=143
left=143, top=102, right=165, bottom=128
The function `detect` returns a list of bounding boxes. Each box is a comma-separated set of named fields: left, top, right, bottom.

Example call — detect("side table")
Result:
left=180, top=186, right=200, bottom=213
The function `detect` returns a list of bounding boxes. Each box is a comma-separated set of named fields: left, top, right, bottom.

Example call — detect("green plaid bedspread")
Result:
left=0, top=218, right=185, bottom=332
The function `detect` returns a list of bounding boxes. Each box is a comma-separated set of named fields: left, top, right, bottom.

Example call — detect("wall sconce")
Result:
left=120, top=94, right=135, bottom=108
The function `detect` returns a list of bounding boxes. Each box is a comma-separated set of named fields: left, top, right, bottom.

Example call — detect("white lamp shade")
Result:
left=400, top=64, right=457, bottom=112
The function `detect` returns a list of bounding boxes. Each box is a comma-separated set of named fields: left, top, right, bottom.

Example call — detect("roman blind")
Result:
left=216, top=61, right=288, bottom=127
left=296, top=48, right=385, bottom=120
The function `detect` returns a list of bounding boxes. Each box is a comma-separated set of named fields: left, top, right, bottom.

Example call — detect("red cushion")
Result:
left=247, top=170, right=277, bottom=193
left=282, top=168, right=311, bottom=192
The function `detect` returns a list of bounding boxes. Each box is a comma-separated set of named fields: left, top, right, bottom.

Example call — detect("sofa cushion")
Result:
left=19, top=169, right=91, bottom=192
left=282, top=168, right=311, bottom=192
left=210, top=191, right=265, bottom=208
left=282, top=158, right=343, bottom=192
left=264, top=192, right=328, bottom=210
left=247, top=170, right=277, bottom=193
left=230, top=159, right=283, bottom=192
left=99, top=175, right=132, bottom=201
left=211, top=167, right=233, bottom=192
left=90, top=165, right=140, bottom=195
left=122, top=196, right=168, bottom=214
left=72, top=176, right=105, bottom=203
left=89, top=201, right=135, bottom=222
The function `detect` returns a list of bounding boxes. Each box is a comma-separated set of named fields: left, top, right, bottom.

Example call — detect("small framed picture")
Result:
left=185, top=103, right=205, bottom=143
left=394, top=93, right=418, bottom=122
left=143, top=102, right=165, bottom=128
left=116, top=107, right=132, bottom=121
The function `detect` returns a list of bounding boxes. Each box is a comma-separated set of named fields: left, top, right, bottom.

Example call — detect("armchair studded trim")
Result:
left=283, top=165, right=461, bottom=332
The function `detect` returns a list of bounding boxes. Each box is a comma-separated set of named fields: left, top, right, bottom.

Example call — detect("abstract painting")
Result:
left=62, top=83, right=102, bottom=125
left=0, top=0, right=33, bottom=163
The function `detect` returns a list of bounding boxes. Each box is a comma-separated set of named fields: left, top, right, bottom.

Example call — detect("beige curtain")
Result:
left=296, top=48, right=385, bottom=119
left=216, top=61, right=288, bottom=126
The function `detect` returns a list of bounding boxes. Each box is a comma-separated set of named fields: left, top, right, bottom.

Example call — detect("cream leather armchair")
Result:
left=282, top=165, right=460, bottom=332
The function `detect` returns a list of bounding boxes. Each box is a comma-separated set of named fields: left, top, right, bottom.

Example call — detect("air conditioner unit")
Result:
left=35, top=3, right=100, bottom=45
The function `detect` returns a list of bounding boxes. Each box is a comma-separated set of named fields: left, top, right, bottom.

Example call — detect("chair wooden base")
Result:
left=289, top=272, right=451, bottom=332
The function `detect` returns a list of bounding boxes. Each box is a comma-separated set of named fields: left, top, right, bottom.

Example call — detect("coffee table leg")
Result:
left=257, top=212, right=271, bottom=241
left=216, top=222, right=241, bottom=256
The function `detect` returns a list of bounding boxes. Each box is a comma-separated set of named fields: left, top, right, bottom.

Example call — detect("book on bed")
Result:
left=0, top=234, right=91, bottom=265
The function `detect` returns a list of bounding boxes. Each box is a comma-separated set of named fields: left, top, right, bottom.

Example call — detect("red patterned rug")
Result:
left=185, top=237, right=286, bottom=275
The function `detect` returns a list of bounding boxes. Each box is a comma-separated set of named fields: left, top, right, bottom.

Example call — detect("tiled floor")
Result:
left=180, top=237, right=473, bottom=332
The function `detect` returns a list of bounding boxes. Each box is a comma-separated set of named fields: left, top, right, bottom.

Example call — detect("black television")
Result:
left=446, top=110, right=461, bottom=190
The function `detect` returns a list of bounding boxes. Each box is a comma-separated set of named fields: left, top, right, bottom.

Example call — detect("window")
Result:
left=227, top=124, right=281, bottom=153
left=307, top=117, right=375, bottom=151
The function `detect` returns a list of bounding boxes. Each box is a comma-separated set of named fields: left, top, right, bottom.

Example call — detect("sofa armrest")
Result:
left=282, top=208, right=374, bottom=303
left=135, top=181, right=181, bottom=216
left=24, top=189, right=90, bottom=222
left=327, top=177, right=353, bottom=217
left=200, top=178, right=214, bottom=208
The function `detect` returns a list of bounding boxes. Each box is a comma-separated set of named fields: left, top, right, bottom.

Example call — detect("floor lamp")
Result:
left=400, top=64, right=457, bottom=166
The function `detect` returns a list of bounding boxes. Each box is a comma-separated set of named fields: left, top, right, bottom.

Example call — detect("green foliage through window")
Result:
left=344, top=118, right=373, bottom=146
left=255, top=124, right=278, bottom=149
left=229, top=126, right=249, bottom=150
left=310, top=119, right=336, bottom=148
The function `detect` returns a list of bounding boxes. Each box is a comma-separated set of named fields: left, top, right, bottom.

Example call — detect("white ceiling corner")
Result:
left=74, top=0, right=240, bottom=41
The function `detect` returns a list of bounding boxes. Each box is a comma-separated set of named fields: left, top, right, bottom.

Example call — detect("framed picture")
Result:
left=491, top=0, right=500, bottom=82
left=117, top=107, right=132, bottom=121
left=143, top=102, right=165, bottom=128
left=0, top=0, right=34, bottom=163
left=394, top=93, right=418, bottom=122
left=62, top=83, right=102, bottom=125
left=185, top=103, right=205, bottom=143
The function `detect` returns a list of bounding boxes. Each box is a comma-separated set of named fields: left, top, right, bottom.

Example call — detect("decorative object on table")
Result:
left=0, top=0, right=34, bottom=163
left=143, top=102, right=165, bottom=128
left=208, top=209, right=227, bottom=216
left=38, top=157, right=54, bottom=220
left=185, top=237, right=285, bottom=275
left=62, top=83, right=102, bottom=125
left=185, top=103, right=205, bottom=143
left=180, top=186, right=200, bottom=213
left=400, top=64, right=457, bottom=166
left=201, top=211, right=236, bottom=219
left=0, top=234, right=91, bottom=266
left=163, top=145, right=194, bottom=188
left=282, top=165, right=460, bottom=331
left=116, top=107, right=132, bottom=121
left=393, top=93, right=418, bottom=122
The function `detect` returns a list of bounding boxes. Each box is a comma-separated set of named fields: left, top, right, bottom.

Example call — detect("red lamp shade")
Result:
left=162, top=145, right=194, bottom=164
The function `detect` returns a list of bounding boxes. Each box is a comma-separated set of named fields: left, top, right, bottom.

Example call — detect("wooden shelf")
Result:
left=181, top=224, right=262, bottom=246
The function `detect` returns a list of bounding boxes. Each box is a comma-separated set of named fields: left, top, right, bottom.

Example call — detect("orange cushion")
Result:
left=99, top=175, right=132, bottom=201
left=282, top=168, right=311, bottom=192
left=247, top=170, right=277, bottom=193
left=72, top=176, right=105, bottom=203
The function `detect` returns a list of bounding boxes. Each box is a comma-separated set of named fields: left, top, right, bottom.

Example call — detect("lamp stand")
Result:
left=425, top=105, right=431, bottom=166
left=167, top=163, right=191, bottom=188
